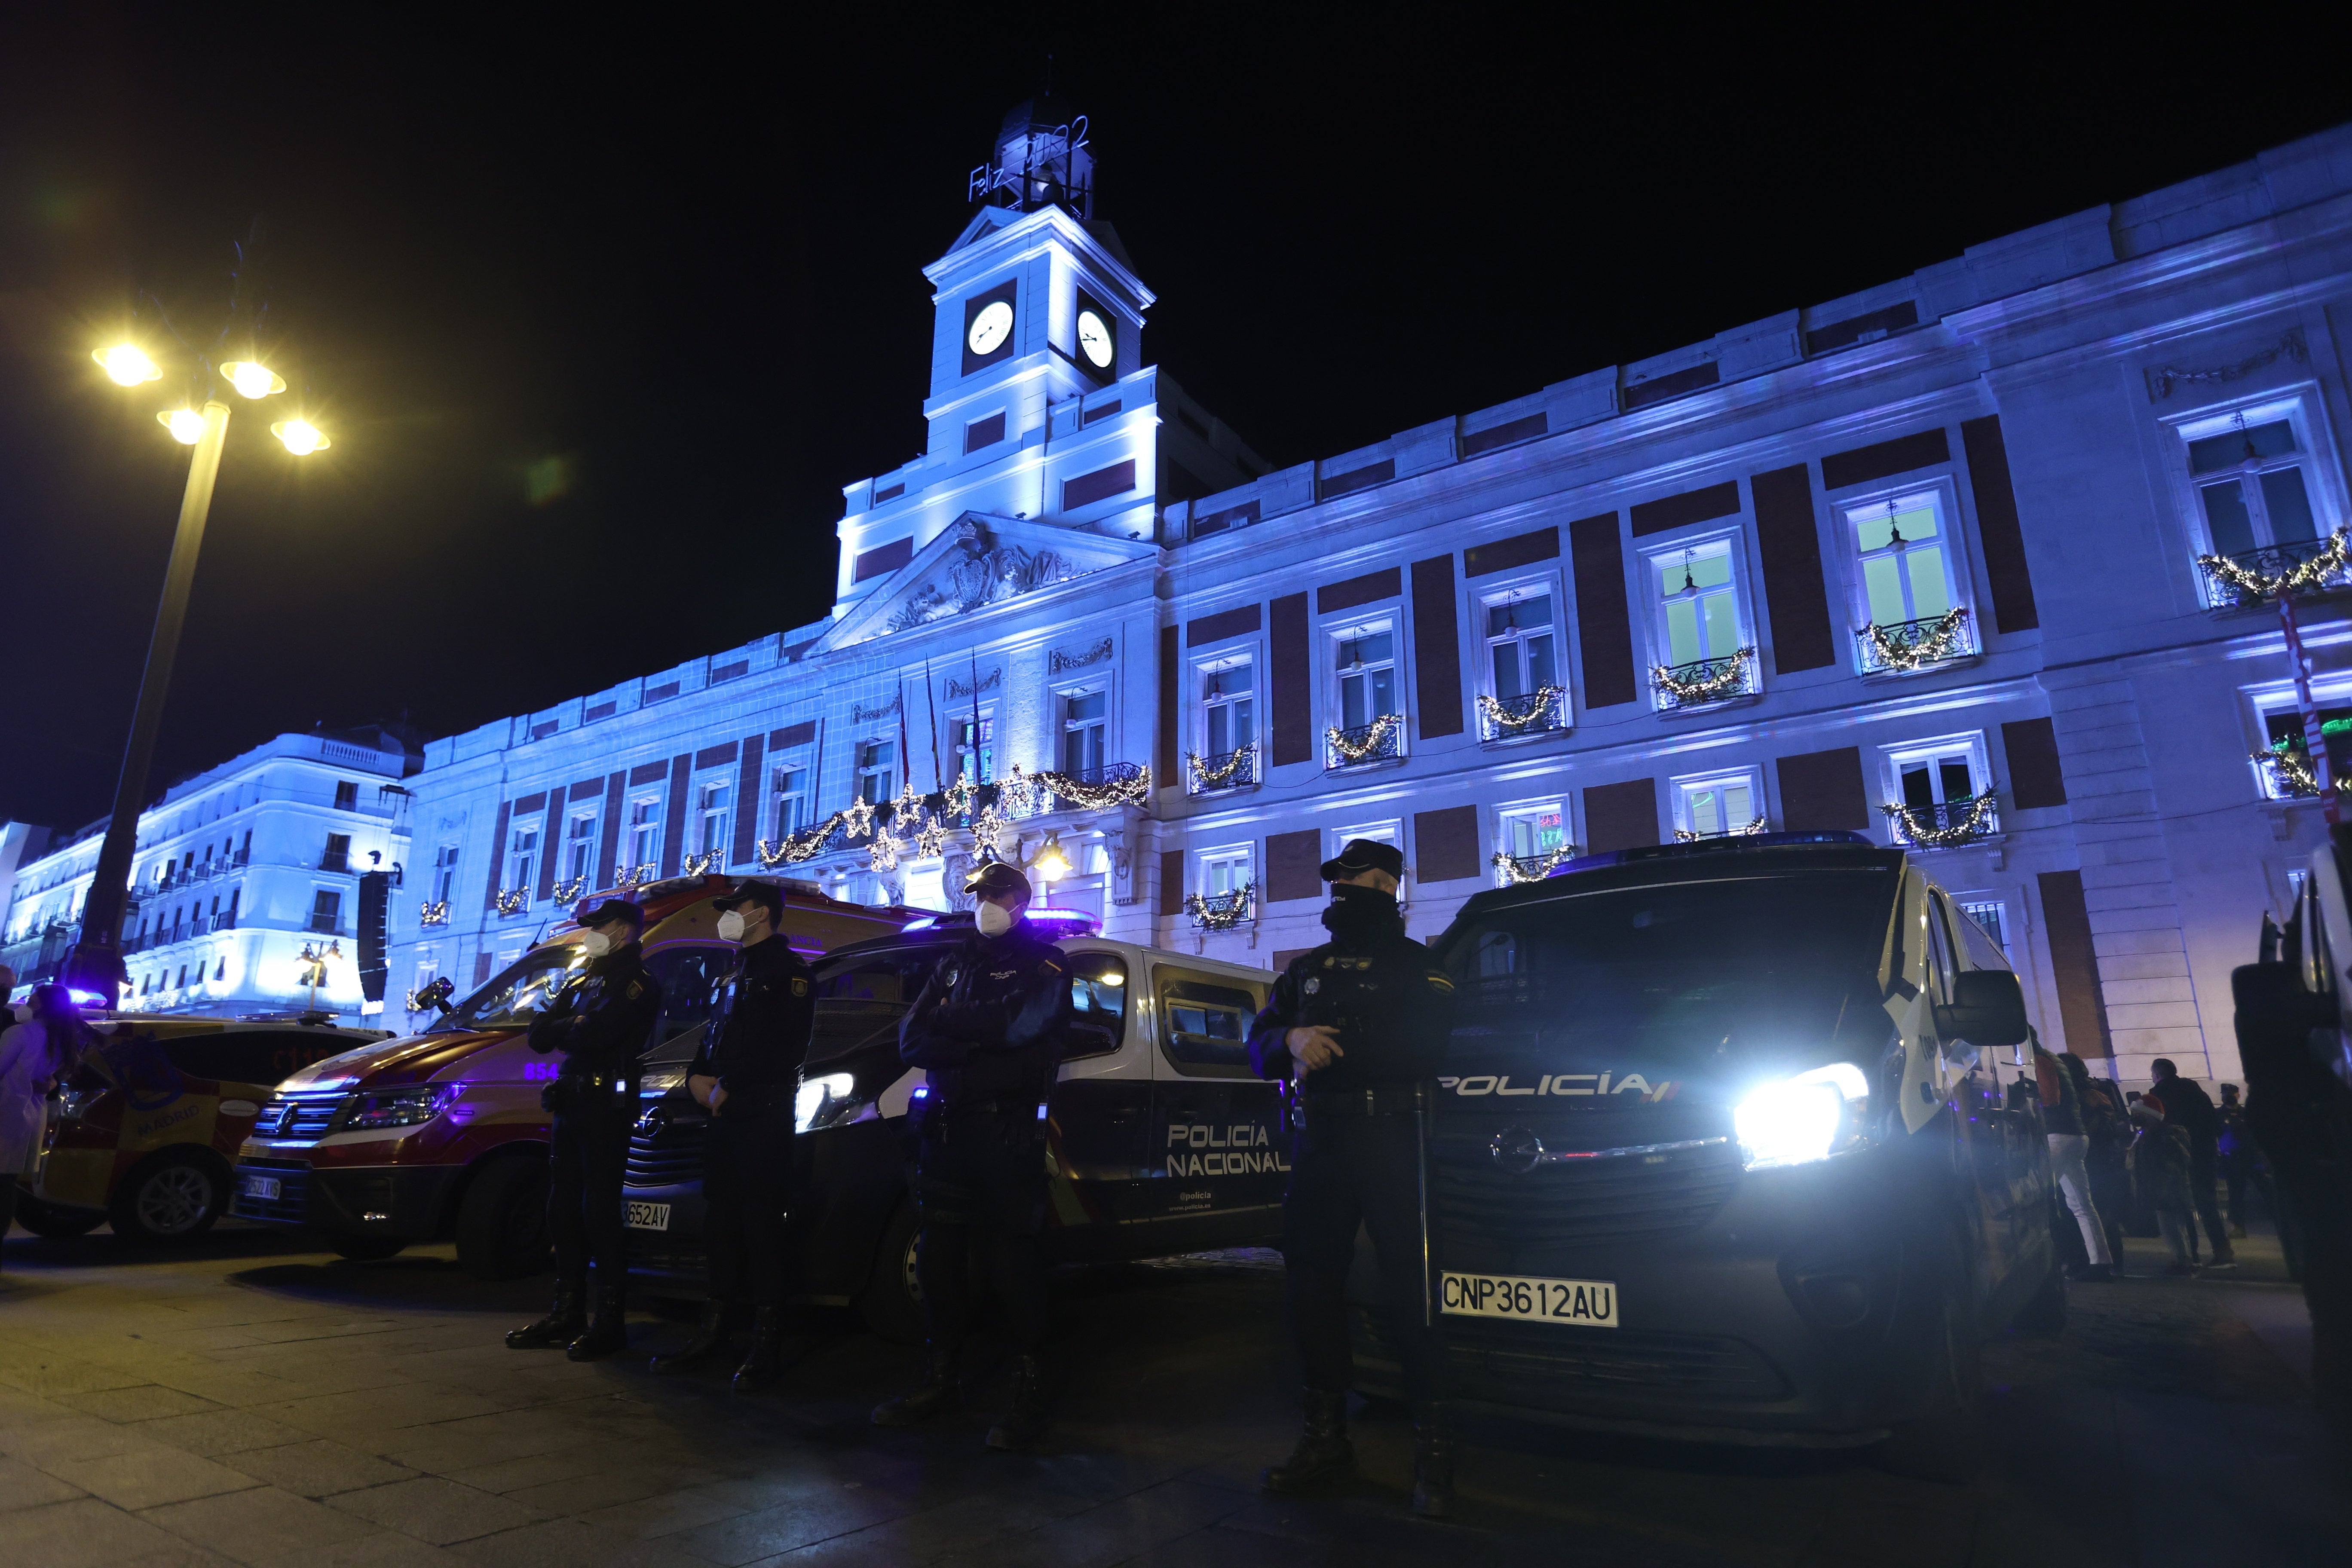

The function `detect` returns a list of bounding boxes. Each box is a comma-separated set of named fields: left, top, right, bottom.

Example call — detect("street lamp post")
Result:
left=60, top=346, right=331, bottom=1005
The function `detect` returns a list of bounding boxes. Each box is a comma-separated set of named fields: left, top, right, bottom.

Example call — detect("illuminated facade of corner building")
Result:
left=391, top=103, right=2352, bottom=1088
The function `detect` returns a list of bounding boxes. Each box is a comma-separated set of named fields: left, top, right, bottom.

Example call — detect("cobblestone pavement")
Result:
left=2, top=1221, right=2344, bottom=1567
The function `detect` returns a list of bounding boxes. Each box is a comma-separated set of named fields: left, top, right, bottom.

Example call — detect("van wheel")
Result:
left=331, top=1237, right=407, bottom=1261
left=1879, top=1248, right=1984, bottom=1483
left=11, top=1194, right=105, bottom=1238
left=455, top=1160, right=551, bottom=1280
left=109, top=1155, right=226, bottom=1243
left=2014, top=1256, right=2067, bottom=1335
left=858, top=1201, right=925, bottom=1345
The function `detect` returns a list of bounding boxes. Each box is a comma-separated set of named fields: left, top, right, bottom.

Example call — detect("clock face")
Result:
left=967, top=300, right=1014, bottom=357
left=1075, top=308, right=1114, bottom=369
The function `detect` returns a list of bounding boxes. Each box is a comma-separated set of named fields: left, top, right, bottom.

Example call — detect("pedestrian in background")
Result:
left=2130, top=1096, right=2200, bottom=1276
left=507, top=899, right=662, bottom=1359
left=2034, top=1034, right=2112, bottom=1280
left=2147, top=1059, right=2236, bottom=1270
left=0, top=984, right=87, bottom=1256
left=653, top=879, right=814, bottom=1392
left=2216, top=1084, right=2275, bottom=1240
left=2070, top=1059, right=2133, bottom=1273
left=1244, top=839, right=1461, bottom=1519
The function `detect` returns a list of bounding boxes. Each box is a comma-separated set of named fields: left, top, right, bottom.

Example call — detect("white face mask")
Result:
left=715, top=910, right=746, bottom=943
left=975, top=900, right=1017, bottom=937
left=579, top=930, right=612, bottom=958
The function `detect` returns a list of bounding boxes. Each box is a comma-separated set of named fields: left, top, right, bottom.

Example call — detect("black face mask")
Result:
left=1320, top=882, right=1400, bottom=944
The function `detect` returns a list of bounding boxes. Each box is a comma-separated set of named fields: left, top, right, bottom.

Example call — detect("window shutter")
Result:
left=597, top=772, right=625, bottom=886
left=2003, top=717, right=2068, bottom=808
left=770, top=720, right=817, bottom=750
left=1157, top=625, right=1180, bottom=787
left=483, top=800, right=510, bottom=910
left=1187, top=605, right=1261, bottom=645
left=1819, top=428, right=1950, bottom=491
left=1962, top=415, right=2039, bottom=633
left=1265, top=829, right=1324, bottom=903
left=1413, top=805, right=1482, bottom=883
left=732, top=733, right=765, bottom=866
left=1582, top=779, right=1658, bottom=851
left=1629, top=480, right=1740, bottom=537
left=1569, top=513, right=1638, bottom=708
left=1750, top=465, right=1837, bottom=674
left=1776, top=747, right=1870, bottom=829
left=1269, top=592, right=1313, bottom=766
left=1317, top=567, right=1401, bottom=614
left=1411, top=554, right=1464, bottom=739
left=2037, top=869, right=2111, bottom=1058
left=1464, top=526, right=1559, bottom=579
left=537, top=796, right=562, bottom=900
left=663, top=756, right=692, bottom=876
left=1158, top=849, right=1186, bottom=917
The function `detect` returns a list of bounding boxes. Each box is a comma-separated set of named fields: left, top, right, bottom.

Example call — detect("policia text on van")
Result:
left=1347, top=831, right=2061, bottom=1467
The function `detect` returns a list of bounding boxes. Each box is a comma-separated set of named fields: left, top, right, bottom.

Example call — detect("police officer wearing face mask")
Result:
left=1244, top=839, right=1460, bottom=1517
left=508, top=899, right=662, bottom=1359
left=650, top=879, right=815, bottom=1391
left=871, top=859, right=1074, bottom=1449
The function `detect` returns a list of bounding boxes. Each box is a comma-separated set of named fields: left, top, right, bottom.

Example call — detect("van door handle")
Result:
left=1109, top=1107, right=1139, bottom=1124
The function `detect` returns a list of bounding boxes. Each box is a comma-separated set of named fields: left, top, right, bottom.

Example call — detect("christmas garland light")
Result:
left=2198, top=527, right=2352, bottom=601
left=1491, top=845, right=1577, bottom=884
left=1020, top=763, right=1153, bottom=811
left=494, top=888, right=529, bottom=916
left=758, top=811, right=851, bottom=867
left=1326, top=714, right=1402, bottom=763
left=1652, top=647, right=1755, bottom=707
left=417, top=901, right=449, bottom=928
left=1880, top=794, right=2000, bottom=847
left=613, top=864, right=656, bottom=890
left=1674, top=815, right=1767, bottom=842
left=1859, top=607, right=1970, bottom=672
left=1186, top=745, right=1257, bottom=788
left=1185, top=882, right=1255, bottom=930
left=1477, top=687, right=1565, bottom=733
left=681, top=851, right=723, bottom=876
left=551, top=876, right=587, bottom=905
left=2252, top=736, right=2349, bottom=798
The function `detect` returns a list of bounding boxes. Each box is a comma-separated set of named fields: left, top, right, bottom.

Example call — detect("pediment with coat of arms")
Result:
left=817, top=513, right=1157, bottom=650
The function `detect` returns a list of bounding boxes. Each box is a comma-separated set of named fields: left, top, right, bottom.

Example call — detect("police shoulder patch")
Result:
left=1426, top=971, right=1455, bottom=993
left=625, top=981, right=644, bottom=1000
left=790, top=977, right=809, bottom=996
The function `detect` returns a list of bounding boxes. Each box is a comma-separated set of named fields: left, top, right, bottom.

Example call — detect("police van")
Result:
left=622, top=910, right=1281, bottom=1339
left=1350, top=831, right=2061, bottom=1461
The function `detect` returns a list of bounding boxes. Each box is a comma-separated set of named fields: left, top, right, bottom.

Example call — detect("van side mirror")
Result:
left=414, top=976, right=455, bottom=1017
left=1933, top=970, right=2028, bottom=1047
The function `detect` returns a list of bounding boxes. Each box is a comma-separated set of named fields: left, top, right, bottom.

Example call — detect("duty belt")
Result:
left=1304, top=1086, right=1419, bottom=1118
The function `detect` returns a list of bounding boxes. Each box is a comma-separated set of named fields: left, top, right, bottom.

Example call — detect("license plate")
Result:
left=241, top=1174, right=282, bottom=1202
left=1440, top=1271, right=1618, bottom=1327
left=625, top=1201, right=671, bottom=1231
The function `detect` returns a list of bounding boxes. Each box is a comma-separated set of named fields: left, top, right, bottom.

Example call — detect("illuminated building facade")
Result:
left=393, top=104, right=2352, bottom=1086
left=2, top=729, right=417, bottom=1022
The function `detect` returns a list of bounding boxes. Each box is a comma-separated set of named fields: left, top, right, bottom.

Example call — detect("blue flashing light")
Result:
left=66, top=987, right=110, bottom=1009
left=901, top=916, right=938, bottom=931
left=1024, top=908, right=1100, bottom=935
left=1543, top=830, right=1878, bottom=880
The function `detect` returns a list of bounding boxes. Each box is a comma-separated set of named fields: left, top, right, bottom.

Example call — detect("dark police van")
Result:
left=1351, top=832, right=2060, bottom=1463
left=622, top=910, right=1282, bottom=1339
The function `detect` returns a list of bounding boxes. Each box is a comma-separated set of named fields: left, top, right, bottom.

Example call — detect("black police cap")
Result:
left=710, top=879, right=784, bottom=919
left=573, top=898, right=644, bottom=931
left=1319, top=837, right=1404, bottom=882
left=962, top=860, right=1032, bottom=900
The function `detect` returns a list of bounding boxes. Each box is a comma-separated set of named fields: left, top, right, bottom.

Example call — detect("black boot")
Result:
left=731, top=1307, right=786, bottom=1393
left=567, top=1285, right=629, bottom=1361
left=1261, top=1388, right=1354, bottom=1494
left=506, top=1283, right=585, bottom=1349
left=870, top=1343, right=959, bottom=1425
left=649, top=1299, right=731, bottom=1375
left=1410, top=1412, right=1458, bottom=1519
left=986, top=1354, right=1050, bottom=1450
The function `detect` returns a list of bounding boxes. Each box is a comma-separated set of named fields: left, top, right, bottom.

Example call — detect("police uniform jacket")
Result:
left=899, top=924, right=1074, bottom=1108
left=528, top=942, right=662, bottom=1086
left=1243, top=929, right=1455, bottom=1095
left=689, top=935, right=815, bottom=1114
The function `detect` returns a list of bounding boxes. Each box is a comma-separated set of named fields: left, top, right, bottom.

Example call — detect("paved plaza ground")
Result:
left=1, top=1219, right=2345, bottom=1567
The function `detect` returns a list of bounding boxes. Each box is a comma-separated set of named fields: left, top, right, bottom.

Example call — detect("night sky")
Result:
left=5, top=15, right=2349, bottom=838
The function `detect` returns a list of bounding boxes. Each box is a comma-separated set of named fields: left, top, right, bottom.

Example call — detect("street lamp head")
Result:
left=158, top=408, right=207, bottom=445
left=219, top=360, right=286, bottom=399
left=95, top=344, right=162, bottom=386
left=271, top=419, right=330, bottom=455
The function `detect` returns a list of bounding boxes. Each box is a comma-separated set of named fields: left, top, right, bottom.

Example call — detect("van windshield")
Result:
left=807, top=945, right=953, bottom=1066
left=436, top=949, right=582, bottom=1032
left=1439, top=870, right=1898, bottom=1073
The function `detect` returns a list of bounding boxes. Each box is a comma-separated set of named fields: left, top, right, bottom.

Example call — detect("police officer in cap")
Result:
left=508, top=898, right=663, bottom=1358
left=1245, top=838, right=1459, bottom=1516
left=872, top=858, right=1074, bottom=1449
left=651, top=878, right=815, bottom=1390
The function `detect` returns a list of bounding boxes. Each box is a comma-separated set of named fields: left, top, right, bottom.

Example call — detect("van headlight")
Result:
left=1733, top=1063, right=1871, bottom=1170
left=795, top=1072, right=863, bottom=1133
left=343, top=1086, right=453, bottom=1131
left=640, top=1063, right=689, bottom=1096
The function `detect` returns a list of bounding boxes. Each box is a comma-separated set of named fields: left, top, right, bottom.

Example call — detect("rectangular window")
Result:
left=1334, top=625, right=1397, bottom=731
left=310, top=888, right=343, bottom=934
left=1880, top=733, right=1997, bottom=846
left=857, top=739, right=896, bottom=804
left=1495, top=802, right=1571, bottom=883
left=2254, top=699, right=2352, bottom=800
left=1201, top=659, right=1255, bottom=759
left=951, top=715, right=995, bottom=784
left=1485, top=592, right=1558, bottom=700
left=1960, top=899, right=2009, bottom=955
left=507, top=825, right=536, bottom=892
left=323, top=833, right=352, bottom=874
left=1654, top=543, right=1743, bottom=667
left=1850, top=491, right=1957, bottom=628
left=433, top=845, right=460, bottom=903
left=334, top=780, right=358, bottom=811
left=1673, top=768, right=1764, bottom=839
left=1061, top=690, right=1107, bottom=777
left=772, top=764, right=811, bottom=838
left=1198, top=845, right=1253, bottom=898
left=628, top=799, right=662, bottom=872
left=566, top=813, right=597, bottom=882
left=697, top=780, right=731, bottom=862
left=2189, top=413, right=2315, bottom=556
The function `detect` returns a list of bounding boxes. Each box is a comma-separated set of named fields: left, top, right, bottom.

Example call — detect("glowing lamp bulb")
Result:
left=272, top=419, right=329, bottom=455
left=95, top=344, right=161, bottom=385
left=158, top=408, right=206, bottom=444
left=1033, top=846, right=1070, bottom=882
left=220, top=360, right=286, bottom=399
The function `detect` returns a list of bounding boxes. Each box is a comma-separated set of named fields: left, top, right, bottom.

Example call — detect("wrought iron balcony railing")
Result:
left=1186, top=746, right=1259, bottom=795
left=1651, top=649, right=1756, bottom=711
left=2198, top=534, right=2352, bottom=609
left=1882, top=794, right=2001, bottom=848
left=1326, top=715, right=1404, bottom=767
left=1185, top=884, right=1255, bottom=930
left=1477, top=687, right=1568, bottom=741
left=1856, top=608, right=1975, bottom=674
left=1042, top=761, right=1151, bottom=810
left=2251, top=742, right=2344, bottom=800
left=1491, top=847, right=1577, bottom=884
left=1674, top=816, right=1768, bottom=842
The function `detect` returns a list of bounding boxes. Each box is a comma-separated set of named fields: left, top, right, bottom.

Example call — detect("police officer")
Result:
left=507, top=898, right=662, bottom=1359
left=871, top=860, right=1073, bottom=1449
left=651, top=878, right=815, bottom=1391
left=1245, top=839, right=1459, bottom=1517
